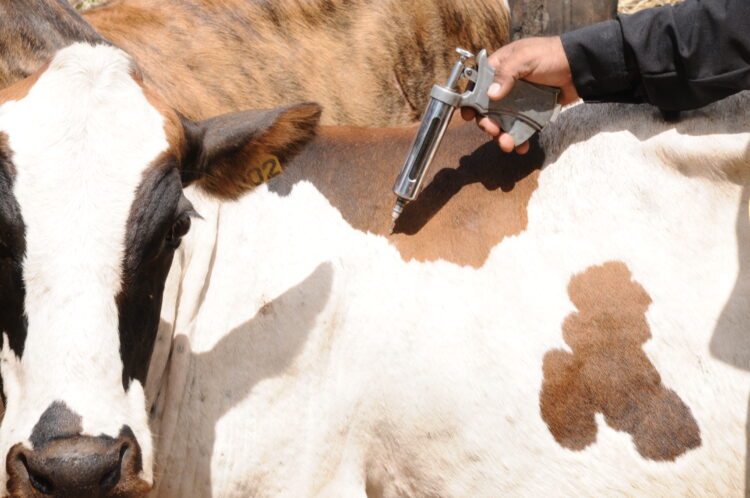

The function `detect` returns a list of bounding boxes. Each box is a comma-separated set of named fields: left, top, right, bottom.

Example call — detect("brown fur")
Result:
left=539, top=262, right=701, bottom=461
left=80, top=0, right=509, bottom=125
left=0, top=0, right=620, bottom=128
left=0, top=0, right=103, bottom=89
left=0, top=0, right=511, bottom=126
left=192, top=103, right=323, bottom=199
left=270, top=118, right=542, bottom=268
left=0, top=63, right=50, bottom=108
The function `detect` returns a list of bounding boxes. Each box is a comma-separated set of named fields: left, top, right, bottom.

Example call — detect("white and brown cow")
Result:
left=2, top=37, right=750, bottom=497
left=2, top=7, right=750, bottom=498
left=148, top=92, right=750, bottom=496
left=0, top=42, right=321, bottom=497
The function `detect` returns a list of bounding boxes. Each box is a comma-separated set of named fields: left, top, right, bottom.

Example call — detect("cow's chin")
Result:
left=0, top=352, right=154, bottom=498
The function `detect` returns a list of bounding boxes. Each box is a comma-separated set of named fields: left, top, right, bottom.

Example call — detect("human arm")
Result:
left=469, top=0, right=750, bottom=153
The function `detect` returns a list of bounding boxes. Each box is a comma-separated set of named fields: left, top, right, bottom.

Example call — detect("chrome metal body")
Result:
left=390, top=48, right=561, bottom=227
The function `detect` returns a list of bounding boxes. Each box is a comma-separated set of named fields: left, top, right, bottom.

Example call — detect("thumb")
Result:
left=487, top=69, right=516, bottom=102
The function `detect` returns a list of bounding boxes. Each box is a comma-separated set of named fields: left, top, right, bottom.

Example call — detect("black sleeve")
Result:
left=560, top=0, right=750, bottom=111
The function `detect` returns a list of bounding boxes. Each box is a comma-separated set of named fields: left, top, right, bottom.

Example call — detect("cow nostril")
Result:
left=18, top=452, right=55, bottom=495
left=28, top=471, right=55, bottom=496
left=7, top=430, right=148, bottom=496
left=99, top=443, right=128, bottom=490
left=99, top=464, right=120, bottom=490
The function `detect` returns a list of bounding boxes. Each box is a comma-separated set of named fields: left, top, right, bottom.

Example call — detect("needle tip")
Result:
left=390, top=198, right=406, bottom=233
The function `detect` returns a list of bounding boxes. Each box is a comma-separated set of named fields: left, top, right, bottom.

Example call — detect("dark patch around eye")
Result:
left=122, top=160, right=184, bottom=274
left=0, top=134, right=27, bottom=363
left=0, top=134, right=27, bottom=407
left=117, top=155, right=193, bottom=389
left=166, top=197, right=198, bottom=250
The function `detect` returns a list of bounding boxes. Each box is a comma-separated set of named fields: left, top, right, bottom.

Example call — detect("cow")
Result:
left=0, top=0, right=511, bottom=127
left=8, top=1, right=747, bottom=498
left=3, top=37, right=750, bottom=496
left=149, top=91, right=750, bottom=496
left=0, top=0, right=619, bottom=126
left=0, top=41, right=322, bottom=497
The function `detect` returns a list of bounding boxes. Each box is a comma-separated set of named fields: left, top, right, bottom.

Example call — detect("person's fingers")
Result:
left=497, top=132, right=516, bottom=153
left=477, top=116, right=501, bottom=136
left=515, top=140, right=531, bottom=155
left=479, top=117, right=532, bottom=155
left=460, top=107, right=476, bottom=121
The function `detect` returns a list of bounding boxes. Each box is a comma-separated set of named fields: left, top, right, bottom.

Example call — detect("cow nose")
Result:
left=6, top=431, right=145, bottom=497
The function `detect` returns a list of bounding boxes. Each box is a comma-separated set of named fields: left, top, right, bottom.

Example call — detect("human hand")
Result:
left=461, top=36, right=578, bottom=154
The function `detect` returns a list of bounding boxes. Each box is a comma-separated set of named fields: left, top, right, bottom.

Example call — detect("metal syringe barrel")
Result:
left=392, top=93, right=456, bottom=201
left=392, top=48, right=472, bottom=202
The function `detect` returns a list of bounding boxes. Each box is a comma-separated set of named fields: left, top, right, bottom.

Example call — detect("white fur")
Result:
left=150, top=93, right=750, bottom=496
left=0, top=43, right=167, bottom=490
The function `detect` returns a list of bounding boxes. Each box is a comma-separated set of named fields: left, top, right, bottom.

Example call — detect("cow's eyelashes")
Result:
left=166, top=213, right=192, bottom=249
left=0, top=240, right=11, bottom=260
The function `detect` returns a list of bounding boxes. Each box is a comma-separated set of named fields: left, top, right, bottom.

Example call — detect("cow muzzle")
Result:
left=4, top=428, right=151, bottom=497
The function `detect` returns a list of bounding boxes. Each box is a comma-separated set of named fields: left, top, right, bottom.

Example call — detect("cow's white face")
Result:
left=0, top=43, right=320, bottom=497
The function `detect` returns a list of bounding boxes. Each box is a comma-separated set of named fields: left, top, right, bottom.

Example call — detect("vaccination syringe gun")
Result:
left=390, top=48, right=562, bottom=227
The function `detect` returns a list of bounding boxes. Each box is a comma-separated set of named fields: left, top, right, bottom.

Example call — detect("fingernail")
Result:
left=488, top=83, right=502, bottom=99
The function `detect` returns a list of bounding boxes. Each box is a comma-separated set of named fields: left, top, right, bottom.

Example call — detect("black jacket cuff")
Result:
left=561, top=20, right=637, bottom=101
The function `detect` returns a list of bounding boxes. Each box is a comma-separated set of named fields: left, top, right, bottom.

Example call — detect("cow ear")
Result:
left=180, top=103, right=322, bottom=199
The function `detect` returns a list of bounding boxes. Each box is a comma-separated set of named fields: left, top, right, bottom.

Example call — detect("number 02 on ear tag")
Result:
left=247, top=154, right=283, bottom=187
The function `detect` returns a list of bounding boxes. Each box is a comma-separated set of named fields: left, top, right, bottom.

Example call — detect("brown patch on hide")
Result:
left=271, top=120, right=542, bottom=268
left=540, top=262, right=701, bottom=461
left=0, top=63, right=49, bottom=106
left=83, top=0, right=509, bottom=125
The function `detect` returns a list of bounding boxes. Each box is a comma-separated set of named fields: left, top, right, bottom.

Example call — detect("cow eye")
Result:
left=166, top=213, right=191, bottom=248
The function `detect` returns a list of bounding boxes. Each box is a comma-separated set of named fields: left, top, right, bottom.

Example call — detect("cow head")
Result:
left=0, top=42, right=320, bottom=497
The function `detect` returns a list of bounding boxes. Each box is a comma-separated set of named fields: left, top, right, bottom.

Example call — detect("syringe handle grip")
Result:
left=460, top=49, right=560, bottom=145
left=484, top=80, right=560, bottom=145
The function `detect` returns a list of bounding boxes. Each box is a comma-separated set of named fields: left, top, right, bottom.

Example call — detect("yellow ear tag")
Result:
left=247, top=154, right=283, bottom=187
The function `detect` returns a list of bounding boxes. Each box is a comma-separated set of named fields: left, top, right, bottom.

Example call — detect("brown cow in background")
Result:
left=0, top=0, right=617, bottom=126
left=0, top=0, right=510, bottom=125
